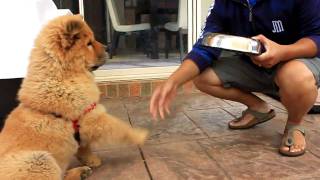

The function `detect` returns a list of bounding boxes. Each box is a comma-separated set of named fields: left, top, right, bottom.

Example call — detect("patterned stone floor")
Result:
left=75, top=92, right=320, bottom=180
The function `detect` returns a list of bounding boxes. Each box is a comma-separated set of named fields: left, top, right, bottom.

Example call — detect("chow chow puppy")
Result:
left=0, top=15, right=148, bottom=180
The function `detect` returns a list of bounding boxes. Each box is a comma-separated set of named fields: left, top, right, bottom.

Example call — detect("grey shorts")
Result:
left=212, top=54, right=320, bottom=96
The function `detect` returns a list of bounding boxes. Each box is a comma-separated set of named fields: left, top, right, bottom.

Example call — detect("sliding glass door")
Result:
left=75, top=0, right=213, bottom=81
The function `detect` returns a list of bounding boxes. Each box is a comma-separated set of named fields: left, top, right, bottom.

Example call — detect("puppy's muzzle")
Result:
left=91, top=45, right=108, bottom=71
left=91, top=58, right=106, bottom=71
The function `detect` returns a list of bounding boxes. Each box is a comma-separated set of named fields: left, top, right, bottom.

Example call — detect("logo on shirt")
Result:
left=271, top=20, right=284, bottom=33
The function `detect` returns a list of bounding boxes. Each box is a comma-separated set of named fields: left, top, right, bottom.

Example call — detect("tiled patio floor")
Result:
left=77, top=92, right=320, bottom=180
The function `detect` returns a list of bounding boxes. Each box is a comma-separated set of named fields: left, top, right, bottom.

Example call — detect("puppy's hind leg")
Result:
left=64, top=166, right=92, bottom=180
left=0, top=151, right=61, bottom=180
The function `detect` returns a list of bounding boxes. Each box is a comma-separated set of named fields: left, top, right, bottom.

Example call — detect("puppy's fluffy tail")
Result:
left=80, top=105, right=148, bottom=146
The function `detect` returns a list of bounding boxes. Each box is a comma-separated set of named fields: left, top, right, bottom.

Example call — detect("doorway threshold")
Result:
left=94, top=65, right=179, bottom=83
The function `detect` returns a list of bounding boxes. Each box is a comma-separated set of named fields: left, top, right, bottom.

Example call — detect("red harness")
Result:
left=49, top=102, right=97, bottom=143
left=72, top=102, right=97, bottom=132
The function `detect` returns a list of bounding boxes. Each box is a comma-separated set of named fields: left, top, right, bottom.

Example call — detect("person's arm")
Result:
left=282, top=38, right=317, bottom=60
left=295, top=0, right=320, bottom=57
left=184, top=2, right=225, bottom=73
left=167, top=60, right=200, bottom=89
left=150, top=1, right=225, bottom=120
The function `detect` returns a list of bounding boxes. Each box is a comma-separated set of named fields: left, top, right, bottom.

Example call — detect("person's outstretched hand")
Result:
left=150, top=80, right=178, bottom=121
left=149, top=59, right=200, bottom=121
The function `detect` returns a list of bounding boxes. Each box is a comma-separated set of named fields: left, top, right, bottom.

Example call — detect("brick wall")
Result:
left=98, top=80, right=198, bottom=98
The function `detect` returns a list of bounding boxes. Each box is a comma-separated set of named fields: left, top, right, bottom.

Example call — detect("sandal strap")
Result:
left=240, top=108, right=275, bottom=123
left=245, top=108, right=273, bottom=118
left=231, top=109, right=253, bottom=122
left=232, top=108, right=274, bottom=122
left=284, top=124, right=305, bottom=147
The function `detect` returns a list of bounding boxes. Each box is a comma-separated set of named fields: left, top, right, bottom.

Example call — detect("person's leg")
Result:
left=275, top=60, right=318, bottom=154
left=194, top=68, right=270, bottom=110
left=194, top=56, right=274, bottom=127
left=0, top=78, right=22, bottom=130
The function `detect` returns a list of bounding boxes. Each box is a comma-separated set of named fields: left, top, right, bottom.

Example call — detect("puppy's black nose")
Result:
left=103, top=44, right=110, bottom=53
left=91, top=65, right=100, bottom=71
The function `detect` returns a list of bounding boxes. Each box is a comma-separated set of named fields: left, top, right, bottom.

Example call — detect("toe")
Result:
left=229, top=120, right=235, bottom=126
left=290, top=145, right=300, bottom=152
left=280, top=146, right=290, bottom=152
left=297, top=144, right=305, bottom=151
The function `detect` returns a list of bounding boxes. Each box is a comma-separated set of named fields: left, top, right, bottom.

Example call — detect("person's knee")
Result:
left=193, top=68, right=222, bottom=92
left=193, top=76, right=206, bottom=92
left=276, top=61, right=317, bottom=94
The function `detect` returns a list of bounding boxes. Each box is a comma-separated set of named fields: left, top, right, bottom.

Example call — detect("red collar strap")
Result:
left=72, top=102, right=97, bottom=132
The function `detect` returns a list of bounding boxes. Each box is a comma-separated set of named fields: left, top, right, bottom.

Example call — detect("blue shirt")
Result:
left=248, top=0, right=256, bottom=6
left=185, top=0, right=320, bottom=72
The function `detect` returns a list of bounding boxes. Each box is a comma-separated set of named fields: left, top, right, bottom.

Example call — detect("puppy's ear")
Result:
left=61, top=17, right=83, bottom=50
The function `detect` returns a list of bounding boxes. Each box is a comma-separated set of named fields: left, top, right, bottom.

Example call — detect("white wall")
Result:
left=201, top=0, right=213, bottom=28
left=188, top=0, right=213, bottom=51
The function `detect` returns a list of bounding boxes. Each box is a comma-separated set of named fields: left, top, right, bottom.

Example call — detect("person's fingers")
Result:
left=151, top=100, right=159, bottom=120
left=265, top=63, right=274, bottom=68
left=164, top=88, right=176, bottom=116
left=252, top=34, right=267, bottom=43
left=159, top=98, right=165, bottom=120
left=158, top=86, right=170, bottom=120
left=164, top=99, right=171, bottom=116
left=253, top=59, right=263, bottom=67
left=149, top=89, right=158, bottom=116
left=251, top=47, right=269, bottom=64
left=254, top=52, right=268, bottom=62
left=250, top=55, right=260, bottom=63
left=252, top=34, right=269, bottom=54
left=150, top=87, right=161, bottom=120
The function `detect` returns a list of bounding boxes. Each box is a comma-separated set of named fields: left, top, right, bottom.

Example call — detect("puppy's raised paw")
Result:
left=130, top=128, right=149, bottom=145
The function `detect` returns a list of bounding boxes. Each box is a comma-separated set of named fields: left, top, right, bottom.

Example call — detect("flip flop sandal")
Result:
left=228, top=108, right=276, bottom=129
left=279, top=124, right=306, bottom=157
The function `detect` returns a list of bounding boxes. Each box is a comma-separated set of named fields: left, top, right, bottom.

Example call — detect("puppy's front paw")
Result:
left=78, top=153, right=102, bottom=168
left=132, top=128, right=149, bottom=145
left=80, top=166, right=93, bottom=180
left=65, top=166, right=92, bottom=180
